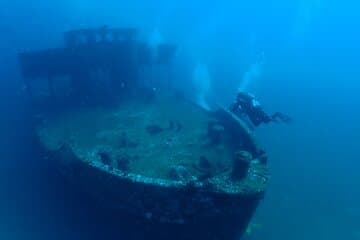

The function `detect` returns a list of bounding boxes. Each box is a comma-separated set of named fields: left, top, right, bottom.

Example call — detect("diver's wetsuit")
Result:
left=230, top=92, right=291, bottom=127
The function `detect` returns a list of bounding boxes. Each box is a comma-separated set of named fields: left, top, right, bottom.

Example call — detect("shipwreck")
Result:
left=18, top=26, right=268, bottom=240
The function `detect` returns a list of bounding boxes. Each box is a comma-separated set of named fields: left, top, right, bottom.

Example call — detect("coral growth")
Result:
left=98, top=151, right=112, bottom=165
left=116, top=153, right=131, bottom=171
left=168, top=165, right=192, bottom=182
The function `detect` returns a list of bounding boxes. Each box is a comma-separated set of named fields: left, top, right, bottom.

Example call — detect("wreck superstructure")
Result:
left=19, top=26, right=176, bottom=108
left=19, top=27, right=268, bottom=240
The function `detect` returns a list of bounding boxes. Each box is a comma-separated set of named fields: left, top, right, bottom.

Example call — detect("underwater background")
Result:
left=0, top=0, right=359, bottom=239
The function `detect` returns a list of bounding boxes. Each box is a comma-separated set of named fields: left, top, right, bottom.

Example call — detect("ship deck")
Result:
left=37, top=93, right=267, bottom=188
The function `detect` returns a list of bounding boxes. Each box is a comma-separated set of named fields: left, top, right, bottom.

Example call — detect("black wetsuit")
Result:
left=230, top=92, right=291, bottom=127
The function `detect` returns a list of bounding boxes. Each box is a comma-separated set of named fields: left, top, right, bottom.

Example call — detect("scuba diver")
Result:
left=230, top=91, right=292, bottom=127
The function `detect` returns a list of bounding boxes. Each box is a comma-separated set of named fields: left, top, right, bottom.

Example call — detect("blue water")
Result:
left=1, top=1, right=359, bottom=239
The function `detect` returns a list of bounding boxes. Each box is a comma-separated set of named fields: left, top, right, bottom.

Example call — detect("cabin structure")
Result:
left=18, top=26, right=176, bottom=107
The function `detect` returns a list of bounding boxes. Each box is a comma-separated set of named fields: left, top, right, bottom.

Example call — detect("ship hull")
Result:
left=51, top=144, right=263, bottom=240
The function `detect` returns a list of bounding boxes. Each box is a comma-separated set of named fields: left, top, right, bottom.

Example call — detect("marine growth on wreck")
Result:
left=20, top=26, right=269, bottom=240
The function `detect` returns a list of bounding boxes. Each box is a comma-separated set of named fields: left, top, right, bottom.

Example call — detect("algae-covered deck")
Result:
left=37, top=94, right=238, bottom=180
left=36, top=93, right=268, bottom=240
